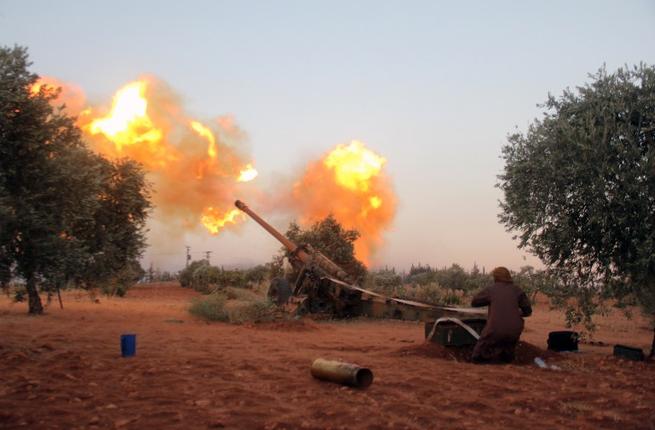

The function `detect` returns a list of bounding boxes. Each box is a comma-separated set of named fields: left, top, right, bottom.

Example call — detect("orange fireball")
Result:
left=201, top=208, right=244, bottom=234
left=292, top=140, right=396, bottom=265
left=238, top=164, right=258, bottom=182
left=78, top=77, right=257, bottom=236
left=89, top=80, right=163, bottom=151
left=190, top=120, right=217, bottom=160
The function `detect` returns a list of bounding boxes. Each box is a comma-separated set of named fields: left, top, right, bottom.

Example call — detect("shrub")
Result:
left=406, top=271, right=436, bottom=286
left=227, top=300, right=276, bottom=324
left=225, top=286, right=260, bottom=301
left=219, top=269, right=246, bottom=288
left=244, top=265, right=268, bottom=285
left=441, top=291, right=463, bottom=306
left=179, top=260, right=208, bottom=288
left=98, top=263, right=142, bottom=297
left=189, top=292, right=276, bottom=324
left=367, top=269, right=402, bottom=292
left=189, top=293, right=229, bottom=321
left=191, top=264, right=222, bottom=293
left=181, top=261, right=254, bottom=293
left=250, top=280, right=270, bottom=296
left=407, top=282, right=443, bottom=305
left=397, top=282, right=463, bottom=306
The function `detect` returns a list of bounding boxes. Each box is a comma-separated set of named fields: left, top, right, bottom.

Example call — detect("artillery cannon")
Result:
left=235, top=200, right=361, bottom=316
left=235, top=200, right=486, bottom=329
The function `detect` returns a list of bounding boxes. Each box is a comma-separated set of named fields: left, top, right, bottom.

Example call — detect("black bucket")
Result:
left=547, top=331, right=578, bottom=352
left=613, top=344, right=645, bottom=361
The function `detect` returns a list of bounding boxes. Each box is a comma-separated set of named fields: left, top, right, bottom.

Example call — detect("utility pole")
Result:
left=185, top=246, right=191, bottom=268
left=205, top=251, right=212, bottom=264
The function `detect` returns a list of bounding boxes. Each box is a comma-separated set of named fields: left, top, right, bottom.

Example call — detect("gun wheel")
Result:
left=267, top=277, right=292, bottom=305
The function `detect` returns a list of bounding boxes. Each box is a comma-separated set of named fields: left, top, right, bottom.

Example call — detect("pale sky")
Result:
left=2, top=1, right=654, bottom=272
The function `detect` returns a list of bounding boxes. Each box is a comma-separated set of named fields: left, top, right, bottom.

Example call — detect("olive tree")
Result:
left=282, top=215, right=367, bottom=283
left=0, top=46, right=151, bottom=312
left=0, top=46, right=103, bottom=312
left=498, top=64, right=655, bottom=355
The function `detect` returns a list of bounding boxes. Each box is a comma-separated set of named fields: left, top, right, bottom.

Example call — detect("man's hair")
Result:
left=491, top=266, right=512, bottom=283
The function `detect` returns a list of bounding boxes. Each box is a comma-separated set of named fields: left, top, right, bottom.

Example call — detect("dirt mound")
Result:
left=395, top=340, right=562, bottom=365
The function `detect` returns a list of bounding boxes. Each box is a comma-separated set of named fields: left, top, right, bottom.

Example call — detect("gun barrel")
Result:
left=235, top=200, right=352, bottom=282
left=235, top=200, right=308, bottom=260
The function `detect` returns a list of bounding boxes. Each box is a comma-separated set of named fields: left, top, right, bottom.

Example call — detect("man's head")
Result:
left=491, top=266, right=512, bottom=283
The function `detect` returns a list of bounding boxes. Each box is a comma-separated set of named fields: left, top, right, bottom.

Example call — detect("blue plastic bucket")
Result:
left=121, top=334, right=136, bottom=357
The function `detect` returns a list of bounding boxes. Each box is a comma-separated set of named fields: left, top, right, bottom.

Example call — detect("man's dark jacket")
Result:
left=470, top=281, right=532, bottom=361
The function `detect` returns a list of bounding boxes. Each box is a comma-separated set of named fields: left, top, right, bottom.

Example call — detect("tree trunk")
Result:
left=56, top=282, right=64, bottom=309
left=25, top=275, right=43, bottom=315
left=650, top=325, right=655, bottom=359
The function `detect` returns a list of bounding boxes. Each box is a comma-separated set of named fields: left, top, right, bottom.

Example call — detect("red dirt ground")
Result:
left=1, top=283, right=654, bottom=430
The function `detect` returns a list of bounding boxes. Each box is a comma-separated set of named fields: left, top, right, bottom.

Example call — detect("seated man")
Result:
left=470, top=266, right=532, bottom=363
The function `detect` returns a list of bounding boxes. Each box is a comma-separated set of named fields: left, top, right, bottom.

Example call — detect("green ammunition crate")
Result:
left=424, top=319, right=486, bottom=346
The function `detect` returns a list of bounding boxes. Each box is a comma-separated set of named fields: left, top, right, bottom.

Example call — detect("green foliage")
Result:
left=219, top=269, right=246, bottom=288
left=179, top=260, right=253, bottom=293
left=78, top=158, right=151, bottom=294
left=408, top=263, right=432, bottom=277
left=441, top=291, right=463, bottom=306
left=405, top=271, right=434, bottom=286
left=283, top=215, right=367, bottom=282
left=363, top=268, right=405, bottom=297
left=406, top=283, right=445, bottom=305
left=0, top=46, right=151, bottom=312
left=368, top=263, right=562, bottom=307
left=244, top=265, right=268, bottom=284
left=189, top=292, right=276, bottom=323
left=367, top=265, right=467, bottom=305
left=404, top=281, right=462, bottom=306
left=366, top=280, right=463, bottom=306
left=498, top=64, right=655, bottom=331
left=464, top=263, right=492, bottom=292
left=1, top=46, right=95, bottom=312
left=404, top=263, right=492, bottom=292
left=226, top=299, right=276, bottom=324
left=436, top=264, right=468, bottom=290
left=224, top=286, right=260, bottom=301
left=191, top=264, right=223, bottom=293
left=189, top=293, right=229, bottom=321
left=265, top=256, right=284, bottom=280
left=511, top=265, right=559, bottom=304
left=145, top=265, right=176, bottom=282
left=366, top=268, right=402, bottom=295
left=179, top=260, right=208, bottom=288
left=99, top=261, right=144, bottom=297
